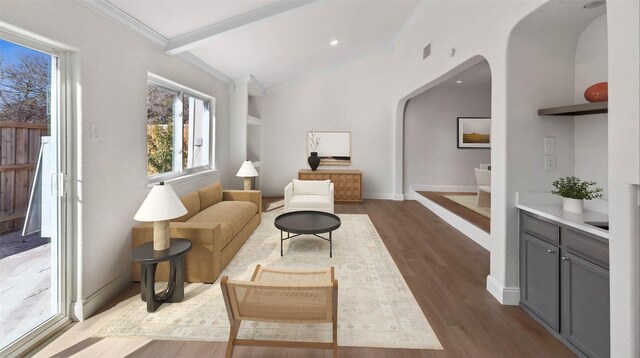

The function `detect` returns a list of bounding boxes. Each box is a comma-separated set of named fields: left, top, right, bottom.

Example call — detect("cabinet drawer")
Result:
left=563, top=229, right=609, bottom=269
left=522, top=214, right=560, bottom=245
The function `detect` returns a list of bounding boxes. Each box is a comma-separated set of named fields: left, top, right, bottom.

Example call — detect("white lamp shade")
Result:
left=236, top=160, right=259, bottom=177
left=134, top=183, right=187, bottom=222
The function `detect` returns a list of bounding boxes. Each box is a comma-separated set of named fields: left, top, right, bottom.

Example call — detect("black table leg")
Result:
left=168, top=256, right=185, bottom=302
left=140, top=264, right=147, bottom=302
left=143, top=263, right=161, bottom=312
left=280, top=230, right=283, bottom=256
left=330, top=231, right=332, bottom=258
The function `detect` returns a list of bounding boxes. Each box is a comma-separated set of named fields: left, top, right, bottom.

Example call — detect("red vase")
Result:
left=584, top=82, right=608, bottom=103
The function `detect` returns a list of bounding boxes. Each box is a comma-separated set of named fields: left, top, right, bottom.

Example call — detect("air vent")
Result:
left=423, top=43, right=431, bottom=59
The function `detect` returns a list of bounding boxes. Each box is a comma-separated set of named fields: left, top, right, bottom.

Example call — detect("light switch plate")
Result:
left=544, top=155, right=557, bottom=172
left=544, top=137, right=556, bottom=153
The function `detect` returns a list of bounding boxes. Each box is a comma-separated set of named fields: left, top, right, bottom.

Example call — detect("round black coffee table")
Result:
left=274, top=211, right=341, bottom=257
left=131, top=239, right=192, bottom=312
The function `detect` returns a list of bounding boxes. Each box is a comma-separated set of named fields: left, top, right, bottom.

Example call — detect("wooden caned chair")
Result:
left=220, top=265, right=338, bottom=358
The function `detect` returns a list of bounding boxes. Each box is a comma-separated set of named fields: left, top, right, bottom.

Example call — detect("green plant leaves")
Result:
left=551, top=176, right=603, bottom=200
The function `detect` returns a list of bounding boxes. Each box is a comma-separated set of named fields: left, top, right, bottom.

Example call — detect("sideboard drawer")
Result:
left=299, top=169, right=362, bottom=203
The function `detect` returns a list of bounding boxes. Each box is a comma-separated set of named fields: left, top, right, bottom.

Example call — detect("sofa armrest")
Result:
left=223, top=190, right=262, bottom=214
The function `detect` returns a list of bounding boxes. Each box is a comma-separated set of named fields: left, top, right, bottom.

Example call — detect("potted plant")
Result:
left=551, top=176, right=603, bottom=213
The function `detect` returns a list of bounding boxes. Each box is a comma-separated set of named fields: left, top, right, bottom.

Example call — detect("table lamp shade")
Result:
left=236, top=161, right=258, bottom=190
left=236, top=160, right=259, bottom=177
left=134, top=183, right=187, bottom=222
left=134, top=183, right=187, bottom=251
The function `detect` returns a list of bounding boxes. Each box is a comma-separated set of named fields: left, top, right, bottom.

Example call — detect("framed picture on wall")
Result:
left=457, top=117, right=491, bottom=148
left=307, top=131, right=351, bottom=165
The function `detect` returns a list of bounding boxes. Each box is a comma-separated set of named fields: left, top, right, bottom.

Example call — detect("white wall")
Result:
left=260, top=49, right=395, bottom=198
left=1, top=1, right=231, bottom=319
left=607, top=1, right=640, bottom=356
left=403, top=86, right=491, bottom=194
left=574, top=14, right=608, bottom=198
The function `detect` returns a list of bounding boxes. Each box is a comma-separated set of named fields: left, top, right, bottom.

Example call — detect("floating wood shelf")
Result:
left=538, top=102, right=608, bottom=116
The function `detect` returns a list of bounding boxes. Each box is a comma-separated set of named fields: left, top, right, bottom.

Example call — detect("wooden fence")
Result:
left=0, top=122, right=49, bottom=234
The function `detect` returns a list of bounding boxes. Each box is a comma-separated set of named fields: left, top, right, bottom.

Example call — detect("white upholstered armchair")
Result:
left=474, top=168, right=491, bottom=207
left=284, top=179, right=334, bottom=213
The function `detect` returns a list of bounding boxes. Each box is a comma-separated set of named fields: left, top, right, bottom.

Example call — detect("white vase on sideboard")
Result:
left=562, top=198, right=584, bottom=213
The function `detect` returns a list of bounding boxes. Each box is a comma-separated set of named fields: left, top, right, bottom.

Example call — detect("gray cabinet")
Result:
left=521, top=233, right=560, bottom=331
left=519, top=212, right=610, bottom=358
left=561, top=252, right=610, bottom=358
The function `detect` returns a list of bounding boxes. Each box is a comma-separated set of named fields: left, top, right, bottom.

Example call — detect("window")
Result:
left=146, top=74, right=213, bottom=182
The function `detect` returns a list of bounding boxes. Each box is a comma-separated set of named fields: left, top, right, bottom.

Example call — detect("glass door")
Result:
left=0, top=34, right=68, bottom=356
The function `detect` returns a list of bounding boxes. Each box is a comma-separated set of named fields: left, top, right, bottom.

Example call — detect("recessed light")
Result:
left=583, top=0, right=605, bottom=9
left=330, top=39, right=339, bottom=46
left=456, top=80, right=463, bottom=84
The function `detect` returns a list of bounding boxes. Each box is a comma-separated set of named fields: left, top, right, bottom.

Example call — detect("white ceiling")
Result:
left=106, top=0, right=420, bottom=88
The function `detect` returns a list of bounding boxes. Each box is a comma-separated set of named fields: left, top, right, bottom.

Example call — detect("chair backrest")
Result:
left=292, top=179, right=331, bottom=196
left=479, top=163, right=491, bottom=170
left=475, top=168, right=491, bottom=187
left=222, top=278, right=336, bottom=324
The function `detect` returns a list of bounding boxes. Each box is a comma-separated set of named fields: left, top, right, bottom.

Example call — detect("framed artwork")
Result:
left=457, top=117, right=491, bottom=148
left=307, top=131, right=351, bottom=165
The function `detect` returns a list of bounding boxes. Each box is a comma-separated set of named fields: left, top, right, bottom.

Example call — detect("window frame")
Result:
left=0, top=29, right=72, bottom=358
left=146, top=73, right=215, bottom=185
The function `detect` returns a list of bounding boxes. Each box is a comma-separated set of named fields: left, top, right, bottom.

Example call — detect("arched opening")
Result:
left=394, top=56, right=493, bottom=249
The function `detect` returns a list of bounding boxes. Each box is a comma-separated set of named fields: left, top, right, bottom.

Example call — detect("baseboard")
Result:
left=414, top=193, right=491, bottom=251
left=393, top=193, right=404, bottom=201
left=411, top=184, right=477, bottom=193
left=363, top=192, right=395, bottom=200
left=486, top=275, right=520, bottom=305
left=71, top=270, right=131, bottom=321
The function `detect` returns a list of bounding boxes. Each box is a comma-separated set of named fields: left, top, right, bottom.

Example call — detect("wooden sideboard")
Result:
left=298, top=169, right=362, bottom=203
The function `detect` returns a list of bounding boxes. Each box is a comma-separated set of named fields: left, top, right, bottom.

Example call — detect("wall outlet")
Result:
left=544, top=155, right=557, bottom=172
left=544, top=137, right=556, bottom=153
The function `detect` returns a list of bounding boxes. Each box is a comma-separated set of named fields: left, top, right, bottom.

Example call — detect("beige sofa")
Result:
left=131, top=181, right=261, bottom=283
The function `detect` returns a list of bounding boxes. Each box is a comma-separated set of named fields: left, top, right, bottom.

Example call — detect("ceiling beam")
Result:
left=164, top=0, right=319, bottom=55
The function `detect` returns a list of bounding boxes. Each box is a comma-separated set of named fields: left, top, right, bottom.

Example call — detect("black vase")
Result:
left=308, top=152, right=320, bottom=171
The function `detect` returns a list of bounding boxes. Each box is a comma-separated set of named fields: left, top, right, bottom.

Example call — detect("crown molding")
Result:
left=178, top=52, right=234, bottom=85
left=246, top=75, right=267, bottom=96
left=77, top=0, right=168, bottom=47
left=77, top=0, right=233, bottom=85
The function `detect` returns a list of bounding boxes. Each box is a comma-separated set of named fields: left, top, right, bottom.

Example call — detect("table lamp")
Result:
left=236, top=160, right=259, bottom=190
left=134, top=182, right=187, bottom=251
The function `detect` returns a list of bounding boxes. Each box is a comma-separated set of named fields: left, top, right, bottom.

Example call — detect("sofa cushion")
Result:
left=198, top=181, right=223, bottom=210
left=188, top=201, right=258, bottom=248
left=173, top=191, right=200, bottom=222
left=293, top=179, right=330, bottom=196
left=289, top=195, right=331, bottom=209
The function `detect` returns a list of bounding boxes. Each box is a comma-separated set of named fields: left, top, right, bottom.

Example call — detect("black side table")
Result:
left=131, top=239, right=192, bottom=312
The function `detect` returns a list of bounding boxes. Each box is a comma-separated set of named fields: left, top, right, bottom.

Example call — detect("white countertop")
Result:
left=516, top=192, right=609, bottom=240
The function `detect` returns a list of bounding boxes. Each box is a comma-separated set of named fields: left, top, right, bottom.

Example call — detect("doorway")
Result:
left=0, top=34, right=69, bottom=356
left=404, top=60, right=492, bottom=234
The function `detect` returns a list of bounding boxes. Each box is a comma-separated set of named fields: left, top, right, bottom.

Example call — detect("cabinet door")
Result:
left=561, top=252, right=610, bottom=358
left=520, top=233, right=560, bottom=331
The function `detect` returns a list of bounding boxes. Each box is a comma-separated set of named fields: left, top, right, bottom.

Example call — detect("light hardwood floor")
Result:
left=29, top=199, right=575, bottom=358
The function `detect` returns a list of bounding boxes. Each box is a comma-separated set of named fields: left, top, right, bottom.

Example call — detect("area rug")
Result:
left=94, top=211, right=443, bottom=350
left=443, top=194, right=491, bottom=218
left=265, top=199, right=284, bottom=212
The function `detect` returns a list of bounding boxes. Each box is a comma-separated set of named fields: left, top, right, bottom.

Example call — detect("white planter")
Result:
left=562, top=198, right=584, bottom=213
